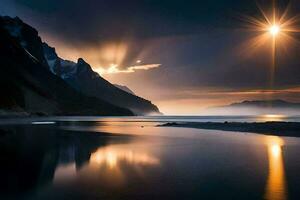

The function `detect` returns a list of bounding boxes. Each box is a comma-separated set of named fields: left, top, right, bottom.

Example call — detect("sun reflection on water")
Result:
left=259, top=114, right=287, bottom=122
left=264, top=136, right=287, bottom=200
left=90, top=145, right=160, bottom=169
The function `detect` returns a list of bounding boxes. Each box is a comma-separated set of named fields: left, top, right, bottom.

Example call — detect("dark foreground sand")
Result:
left=158, top=121, right=300, bottom=137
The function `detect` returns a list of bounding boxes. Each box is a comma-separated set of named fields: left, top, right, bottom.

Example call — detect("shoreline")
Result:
left=157, top=121, right=300, bottom=137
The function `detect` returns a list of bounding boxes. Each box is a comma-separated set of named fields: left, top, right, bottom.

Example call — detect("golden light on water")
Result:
left=264, top=136, right=287, bottom=200
left=260, top=114, right=286, bottom=122
left=90, top=145, right=159, bottom=169
left=76, top=143, right=161, bottom=186
left=271, top=144, right=281, bottom=157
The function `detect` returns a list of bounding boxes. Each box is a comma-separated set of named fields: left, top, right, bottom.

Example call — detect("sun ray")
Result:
left=280, top=15, right=300, bottom=28
left=256, top=2, right=272, bottom=25
left=279, top=2, right=291, bottom=24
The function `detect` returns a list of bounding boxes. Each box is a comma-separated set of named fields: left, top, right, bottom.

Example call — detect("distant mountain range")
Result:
left=0, top=16, right=160, bottom=116
left=208, top=99, right=300, bottom=115
left=224, top=100, right=300, bottom=108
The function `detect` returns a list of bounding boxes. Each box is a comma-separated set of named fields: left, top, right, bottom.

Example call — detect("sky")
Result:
left=1, top=0, right=300, bottom=115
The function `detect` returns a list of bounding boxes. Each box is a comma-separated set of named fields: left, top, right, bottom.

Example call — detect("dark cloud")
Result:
left=8, top=0, right=295, bottom=42
left=2, top=0, right=260, bottom=42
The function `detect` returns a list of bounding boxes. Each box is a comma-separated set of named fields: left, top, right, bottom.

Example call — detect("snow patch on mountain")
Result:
left=61, top=59, right=76, bottom=67
left=46, top=59, right=56, bottom=73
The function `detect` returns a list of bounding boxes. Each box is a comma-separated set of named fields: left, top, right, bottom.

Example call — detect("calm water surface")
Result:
left=1, top=116, right=300, bottom=200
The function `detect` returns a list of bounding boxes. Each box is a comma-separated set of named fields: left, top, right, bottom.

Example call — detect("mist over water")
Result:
left=205, top=107, right=300, bottom=116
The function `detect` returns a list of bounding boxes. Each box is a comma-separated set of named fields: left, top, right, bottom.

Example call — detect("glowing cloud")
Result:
left=95, top=63, right=161, bottom=75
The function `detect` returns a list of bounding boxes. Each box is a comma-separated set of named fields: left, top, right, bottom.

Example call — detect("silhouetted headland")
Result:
left=158, top=121, right=300, bottom=137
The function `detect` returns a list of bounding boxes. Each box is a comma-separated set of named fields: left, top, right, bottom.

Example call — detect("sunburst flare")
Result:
left=240, top=1, right=300, bottom=91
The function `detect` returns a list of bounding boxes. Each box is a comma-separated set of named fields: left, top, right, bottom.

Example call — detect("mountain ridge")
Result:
left=224, top=99, right=300, bottom=108
left=114, top=84, right=135, bottom=95
left=0, top=16, right=133, bottom=116
left=42, top=42, right=161, bottom=115
left=206, top=99, right=300, bottom=115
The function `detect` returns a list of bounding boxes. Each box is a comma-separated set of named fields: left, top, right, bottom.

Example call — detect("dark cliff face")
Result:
left=2, top=16, right=48, bottom=67
left=0, top=16, right=133, bottom=116
left=42, top=39, right=161, bottom=116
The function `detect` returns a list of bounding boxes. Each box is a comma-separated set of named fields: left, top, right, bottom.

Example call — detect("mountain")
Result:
left=0, top=16, right=133, bottom=116
left=114, top=84, right=135, bottom=95
left=208, top=99, right=300, bottom=115
left=226, top=100, right=300, bottom=108
left=42, top=43, right=161, bottom=115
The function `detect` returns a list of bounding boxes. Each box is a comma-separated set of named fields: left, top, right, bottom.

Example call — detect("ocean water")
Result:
left=0, top=115, right=300, bottom=199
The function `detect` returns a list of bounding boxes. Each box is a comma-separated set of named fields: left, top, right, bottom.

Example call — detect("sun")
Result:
left=269, top=24, right=280, bottom=36
left=242, top=3, right=300, bottom=41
